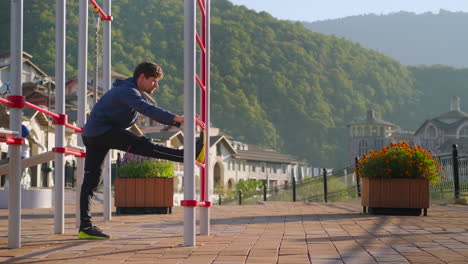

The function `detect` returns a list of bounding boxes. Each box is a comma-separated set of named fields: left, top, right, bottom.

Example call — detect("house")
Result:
left=347, top=109, right=414, bottom=165
left=0, top=51, right=61, bottom=188
left=414, top=96, right=468, bottom=155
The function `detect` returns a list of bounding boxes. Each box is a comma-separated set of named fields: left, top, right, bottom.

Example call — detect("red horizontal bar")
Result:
left=0, top=138, right=24, bottom=145
left=65, top=145, right=85, bottom=153
left=25, top=102, right=60, bottom=119
left=195, top=75, right=206, bottom=92
left=0, top=98, right=13, bottom=107
left=52, top=114, right=67, bottom=125
left=180, top=200, right=211, bottom=207
left=65, top=123, right=83, bottom=133
left=195, top=33, right=206, bottom=55
left=196, top=160, right=205, bottom=168
left=89, top=0, right=113, bottom=21
left=7, top=96, right=25, bottom=108
left=53, top=147, right=86, bottom=158
left=1, top=98, right=83, bottom=133
left=197, top=0, right=206, bottom=17
left=181, top=200, right=197, bottom=207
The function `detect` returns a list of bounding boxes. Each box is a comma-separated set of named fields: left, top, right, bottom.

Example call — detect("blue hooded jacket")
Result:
left=82, top=77, right=176, bottom=137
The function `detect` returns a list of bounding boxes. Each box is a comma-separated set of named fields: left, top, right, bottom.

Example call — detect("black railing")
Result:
left=218, top=144, right=468, bottom=206
left=433, top=144, right=468, bottom=199
left=218, top=165, right=359, bottom=205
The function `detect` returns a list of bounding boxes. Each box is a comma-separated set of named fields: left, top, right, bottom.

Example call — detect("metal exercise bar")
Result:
left=88, top=0, right=112, bottom=21
left=0, top=98, right=82, bottom=132
left=183, top=0, right=196, bottom=247
left=8, top=0, right=23, bottom=248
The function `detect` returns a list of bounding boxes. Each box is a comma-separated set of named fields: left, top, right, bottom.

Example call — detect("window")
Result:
left=216, top=144, right=221, bottom=156
left=374, top=139, right=384, bottom=149
left=365, top=127, right=371, bottom=136
left=282, top=165, right=286, bottom=174
left=425, top=126, right=437, bottom=139
left=460, top=126, right=468, bottom=138
left=358, top=139, right=368, bottom=155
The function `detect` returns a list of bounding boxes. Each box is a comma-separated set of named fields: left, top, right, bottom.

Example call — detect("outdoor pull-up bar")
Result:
left=6, top=0, right=211, bottom=249
left=6, top=0, right=85, bottom=248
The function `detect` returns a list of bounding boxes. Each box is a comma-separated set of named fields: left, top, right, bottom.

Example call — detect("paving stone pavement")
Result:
left=1, top=193, right=468, bottom=263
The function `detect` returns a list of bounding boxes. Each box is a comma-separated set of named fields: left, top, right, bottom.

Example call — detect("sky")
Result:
left=229, top=0, right=468, bottom=22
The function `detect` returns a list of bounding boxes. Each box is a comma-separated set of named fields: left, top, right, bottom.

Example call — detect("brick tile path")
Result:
left=1, top=195, right=468, bottom=263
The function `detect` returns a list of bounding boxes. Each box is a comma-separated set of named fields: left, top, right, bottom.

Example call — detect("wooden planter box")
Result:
left=114, top=177, right=173, bottom=214
left=361, top=178, right=429, bottom=216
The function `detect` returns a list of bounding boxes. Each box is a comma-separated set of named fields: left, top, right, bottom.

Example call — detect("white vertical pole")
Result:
left=102, top=0, right=112, bottom=222
left=183, top=0, right=196, bottom=247
left=199, top=0, right=210, bottom=236
left=54, top=0, right=66, bottom=234
left=8, top=0, right=23, bottom=249
left=76, top=0, right=88, bottom=228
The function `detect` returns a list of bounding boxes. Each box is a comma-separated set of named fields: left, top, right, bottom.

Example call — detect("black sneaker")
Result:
left=196, top=131, right=206, bottom=163
left=77, top=225, right=110, bottom=240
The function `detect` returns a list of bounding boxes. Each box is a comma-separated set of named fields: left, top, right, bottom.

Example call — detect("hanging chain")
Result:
left=93, top=10, right=100, bottom=106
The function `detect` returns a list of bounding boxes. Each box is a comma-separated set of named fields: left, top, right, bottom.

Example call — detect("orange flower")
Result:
left=355, top=141, right=440, bottom=184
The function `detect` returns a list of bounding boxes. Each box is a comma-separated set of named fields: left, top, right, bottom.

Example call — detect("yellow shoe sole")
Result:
left=196, top=132, right=206, bottom=163
left=77, top=231, right=110, bottom=240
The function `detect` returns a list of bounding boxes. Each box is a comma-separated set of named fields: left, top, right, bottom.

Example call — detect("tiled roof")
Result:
left=435, top=110, right=468, bottom=121
left=234, top=144, right=297, bottom=163
left=348, top=110, right=395, bottom=127
left=348, top=118, right=395, bottom=127
left=209, top=135, right=223, bottom=147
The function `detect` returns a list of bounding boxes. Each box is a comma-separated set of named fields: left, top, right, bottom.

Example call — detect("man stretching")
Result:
left=78, top=61, right=205, bottom=239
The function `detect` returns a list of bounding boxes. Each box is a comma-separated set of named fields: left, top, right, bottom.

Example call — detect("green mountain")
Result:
left=409, top=65, right=468, bottom=119
left=1, top=0, right=454, bottom=168
left=303, top=10, right=468, bottom=68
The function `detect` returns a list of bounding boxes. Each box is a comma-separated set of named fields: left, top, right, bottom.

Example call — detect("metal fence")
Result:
left=219, top=165, right=359, bottom=206
left=432, top=145, right=468, bottom=199
left=219, top=144, right=468, bottom=206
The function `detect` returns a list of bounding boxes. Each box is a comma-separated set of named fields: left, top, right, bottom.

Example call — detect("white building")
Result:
left=144, top=126, right=301, bottom=197
left=414, top=96, right=468, bottom=155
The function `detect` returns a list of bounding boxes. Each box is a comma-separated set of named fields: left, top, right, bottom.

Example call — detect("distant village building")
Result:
left=0, top=51, right=61, bottom=188
left=348, top=109, right=400, bottom=165
left=348, top=96, right=468, bottom=165
left=414, top=96, right=468, bottom=155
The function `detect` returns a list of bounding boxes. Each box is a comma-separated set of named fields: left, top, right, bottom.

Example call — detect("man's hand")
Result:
left=173, top=115, right=184, bottom=125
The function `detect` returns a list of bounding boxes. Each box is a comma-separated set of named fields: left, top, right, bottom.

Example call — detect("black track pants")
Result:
left=79, top=128, right=183, bottom=229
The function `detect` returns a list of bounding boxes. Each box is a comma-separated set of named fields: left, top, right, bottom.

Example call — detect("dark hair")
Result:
left=133, top=62, right=164, bottom=81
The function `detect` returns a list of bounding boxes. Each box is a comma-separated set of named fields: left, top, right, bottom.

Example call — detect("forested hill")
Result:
left=303, top=10, right=468, bottom=68
left=0, top=0, right=427, bottom=167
